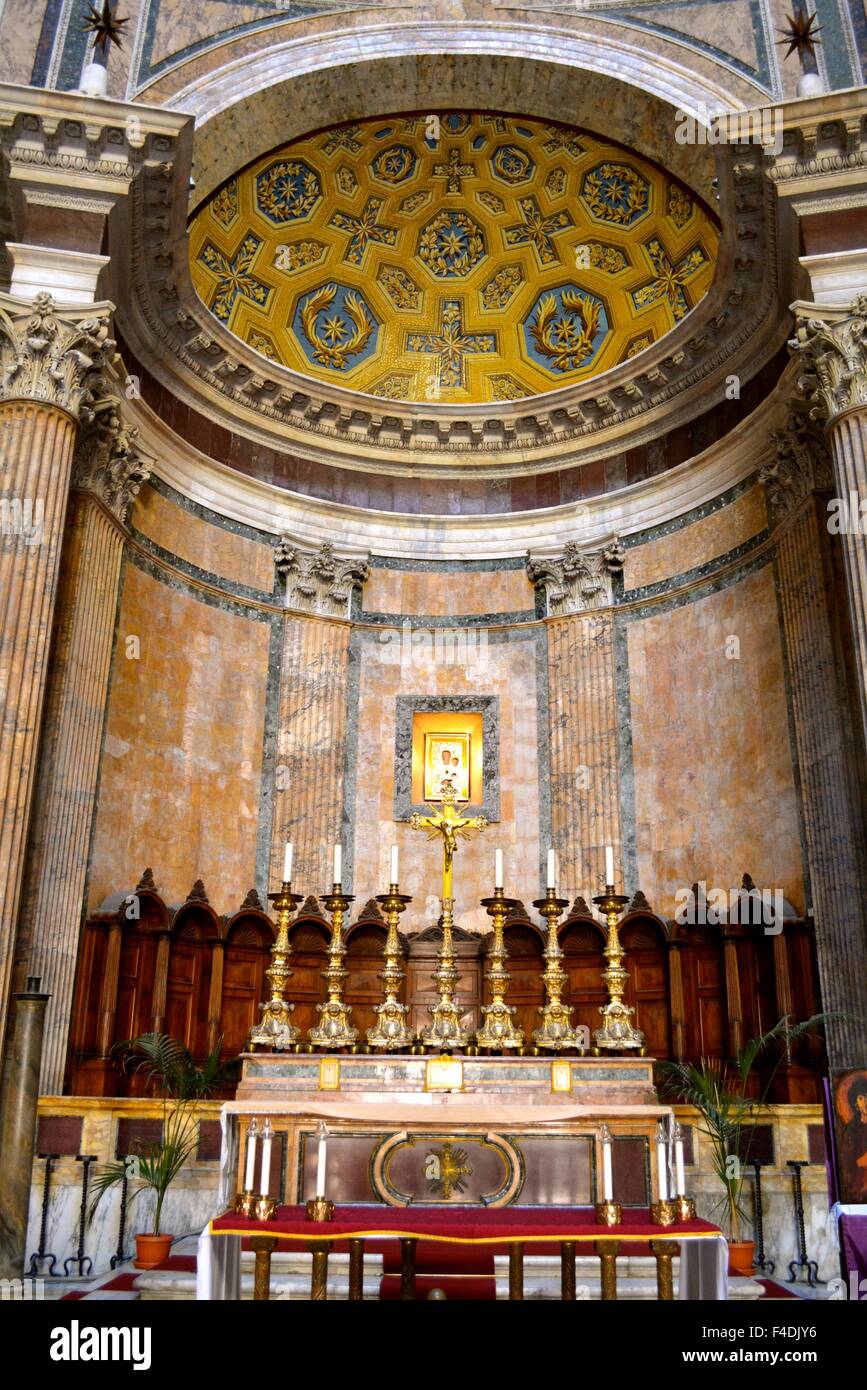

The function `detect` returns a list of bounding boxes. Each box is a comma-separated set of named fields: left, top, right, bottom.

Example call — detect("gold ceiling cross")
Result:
left=410, top=782, right=487, bottom=904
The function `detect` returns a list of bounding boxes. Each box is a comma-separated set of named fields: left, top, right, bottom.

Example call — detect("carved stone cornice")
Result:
left=275, top=538, right=370, bottom=618
left=790, top=297, right=867, bottom=425
left=527, top=539, right=624, bottom=615
left=0, top=291, right=115, bottom=418
left=760, top=370, right=833, bottom=519
left=762, top=91, right=867, bottom=200
left=72, top=390, right=154, bottom=523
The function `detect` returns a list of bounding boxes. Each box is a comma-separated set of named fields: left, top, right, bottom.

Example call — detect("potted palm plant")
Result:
left=658, top=1014, right=830, bottom=1276
left=89, top=1032, right=239, bottom=1269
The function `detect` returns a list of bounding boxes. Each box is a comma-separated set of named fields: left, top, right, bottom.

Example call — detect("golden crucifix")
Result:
left=409, top=780, right=488, bottom=902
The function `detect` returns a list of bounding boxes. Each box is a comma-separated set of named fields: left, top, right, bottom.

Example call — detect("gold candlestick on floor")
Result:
left=532, top=889, right=579, bottom=1050
left=421, top=898, right=471, bottom=1050
left=308, top=886, right=358, bottom=1049
left=591, top=887, right=645, bottom=1053
left=248, top=881, right=303, bottom=1049
left=476, top=890, right=523, bottom=1051
left=367, top=885, right=412, bottom=1051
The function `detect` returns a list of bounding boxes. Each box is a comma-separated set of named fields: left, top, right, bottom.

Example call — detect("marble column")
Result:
left=0, top=293, right=114, bottom=1059
left=13, top=410, right=151, bottom=1093
left=271, top=616, right=352, bottom=891
left=545, top=612, right=623, bottom=895
left=529, top=544, right=625, bottom=895
left=761, top=374, right=867, bottom=1067
left=0, top=977, right=49, bottom=1279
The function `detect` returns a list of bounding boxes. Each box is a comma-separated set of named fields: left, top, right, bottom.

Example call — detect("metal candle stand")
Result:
left=750, top=1160, right=774, bottom=1275
left=786, top=1160, right=822, bottom=1286
left=111, top=1156, right=133, bottom=1269
left=28, top=1153, right=59, bottom=1277
left=64, top=1154, right=97, bottom=1278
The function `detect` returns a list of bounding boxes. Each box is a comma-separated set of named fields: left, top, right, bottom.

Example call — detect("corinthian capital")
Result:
left=72, top=391, right=153, bottom=523
left=0, top=292, right=115, bottom=418
left=527, top=539, right=624, bottom=616
left=761, top=373, right=833, bottom=520
left=791, top=296, right=867, bottom=423
left=275, top=537, right=370, bottom=618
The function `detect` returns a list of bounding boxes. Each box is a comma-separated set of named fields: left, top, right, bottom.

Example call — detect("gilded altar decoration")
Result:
left=592, top=890, right=646, bottom=1054
left=425, top=1142, right=472, bottom=1200
left=410, top=786, right=488, bottom=1049
left=367, top=887, right=413, bottom=1052
left=308, top=889, right=358, bottom=1050
left=533, top=890, right=581, bottom=1050
left=476, top=891, right=523, bottom=1051
left=423, top=732, right=471, bottom=803
left=248, top=883, right=303, bottom=1050
left=189, top=112, right=718, bottom=404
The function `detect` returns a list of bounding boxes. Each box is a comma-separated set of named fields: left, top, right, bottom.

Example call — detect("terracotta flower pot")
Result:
left=727, top=1240, right=756, bottom=1276
left=133, top=1233, right=173, bottom=1269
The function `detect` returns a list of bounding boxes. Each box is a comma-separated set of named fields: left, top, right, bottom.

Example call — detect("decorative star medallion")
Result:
left=82, top=1, right=129, bottom=53
left=777, top=10, right=823, bottom=63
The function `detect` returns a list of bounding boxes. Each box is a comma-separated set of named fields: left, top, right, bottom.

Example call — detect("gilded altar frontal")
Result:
left=0, top=0, right=865, bottom=1335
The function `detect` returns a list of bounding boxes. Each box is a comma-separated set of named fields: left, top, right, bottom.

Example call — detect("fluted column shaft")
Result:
left=0, top=402, right=78, bottom=1055
left=775, top=496, right=866, bottom=1065
left=547, top=613, right=623, bottom=891
left=271, top=616, right=351, bottom=890
left=15, top=492, right=126, bottom=1092
left=827, top=411, right=867, bottom=740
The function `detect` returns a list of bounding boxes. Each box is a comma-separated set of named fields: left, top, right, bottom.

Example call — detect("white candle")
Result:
left=495, top=849, right=503, bottom=890
left=282, top=841, right=293, bottom=883
left=259, top=1118, right=273, bottom=1196
left=605, top=844, right=615, bottom=887
left=547, top=847, right=556, bottom=890
left=390, top=844, right=399, bottom=884
left=600, top=1124, right=613, bottom=1202
left=244, top=1118, right=258, bottom=1191
left=333, top=844, right=342, bottom=885
left=316, top=1121, right=328, bottom=1197
left=656, top=1123, right=669, bottom=1202
left=674, top=1124, right=686, bottom=1197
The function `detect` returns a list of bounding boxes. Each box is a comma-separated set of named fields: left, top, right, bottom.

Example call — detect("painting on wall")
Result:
left=424, top=732, right=471, bottom=802
left=832, top=1069, right=867, bottom=1203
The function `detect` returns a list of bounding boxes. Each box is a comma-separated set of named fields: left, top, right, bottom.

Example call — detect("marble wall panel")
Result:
left=87, top=561, right=271, bottom=910
left=350, top=628, right=543, bottom=930
left=362, top=565, right=533, bottom=618
left=627, top=564, right=805, bottom=915
left=132, top=483, right=274, bottom=594
left=624, top=485, right=768, bottom=593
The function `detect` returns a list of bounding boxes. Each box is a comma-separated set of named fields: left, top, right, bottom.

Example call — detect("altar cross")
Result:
left=409, top=782, right=488, bottom=902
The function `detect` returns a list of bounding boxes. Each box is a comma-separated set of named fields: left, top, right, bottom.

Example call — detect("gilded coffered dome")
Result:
left=189, top=112, right=719, bottom=406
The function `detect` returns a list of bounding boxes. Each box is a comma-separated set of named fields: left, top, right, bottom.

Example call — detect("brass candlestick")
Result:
left=367, top=885, right=413, bottom=1051
left=476, top=891, right=523, bottom=1051
left=532, top=889, right=580, bottom=1050
left=308, top=886, right=358, bottom=1049
left=306, top=1197, right=335, bottom=1222
left=650, top=1200, right=677, bottom=1227
left=591, top=887, right=646, bottom=1053
left=248, top=882, right=303, bottom=1049
left=421, top=898, right=471, bottom=1050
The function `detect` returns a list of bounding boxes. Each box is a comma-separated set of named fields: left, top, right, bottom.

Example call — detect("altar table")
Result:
left=198, top=1205, right=726, bottom=1301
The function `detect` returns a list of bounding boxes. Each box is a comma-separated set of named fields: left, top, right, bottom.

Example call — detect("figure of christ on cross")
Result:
left=409, top=781, right=488, bottom=904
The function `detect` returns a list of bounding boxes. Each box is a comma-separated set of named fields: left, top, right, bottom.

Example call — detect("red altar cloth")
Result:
left=210, top=1204, right=721, bottom=1246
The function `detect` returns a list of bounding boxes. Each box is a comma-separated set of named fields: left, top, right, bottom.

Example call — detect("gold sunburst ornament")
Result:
left=777, top=10, right=823, bottom=64
left=82, top=1, right=129, bottom=53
